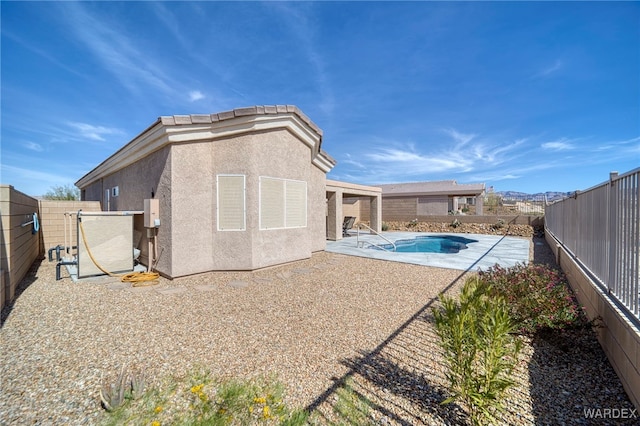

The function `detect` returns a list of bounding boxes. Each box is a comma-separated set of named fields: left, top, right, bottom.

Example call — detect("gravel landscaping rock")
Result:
left=0, top=232, right=636, bottom=425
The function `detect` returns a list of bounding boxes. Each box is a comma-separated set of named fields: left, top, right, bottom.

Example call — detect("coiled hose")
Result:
left=79, top=219, right=159, bottom=287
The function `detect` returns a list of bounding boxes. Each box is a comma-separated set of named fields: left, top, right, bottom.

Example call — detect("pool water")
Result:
left=372, top=235, right=478, bottom=253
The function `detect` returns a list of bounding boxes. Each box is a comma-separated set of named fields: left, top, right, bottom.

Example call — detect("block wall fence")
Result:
left=38, top=200, right=102, bottom=254
left=0, top=189, right=102, bottom=310
left=0, top=186, right=41, bottom=309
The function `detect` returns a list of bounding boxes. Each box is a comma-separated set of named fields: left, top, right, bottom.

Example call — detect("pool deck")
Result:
left=326, top=231, right=529, bottom=271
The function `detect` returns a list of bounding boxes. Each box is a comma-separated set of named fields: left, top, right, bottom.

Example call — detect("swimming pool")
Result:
left=371, top=235, right=478, bottom=253
left=326, top=232, right=530, bottom=271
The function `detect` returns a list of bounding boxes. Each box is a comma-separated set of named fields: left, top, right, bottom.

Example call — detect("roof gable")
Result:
left=76, top=105, right=334, bottom=188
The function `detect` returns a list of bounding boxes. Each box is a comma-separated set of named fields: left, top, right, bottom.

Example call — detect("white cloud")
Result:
left=23, top=141, right=44, bottom=152
left=62, top=3, right=174, bottom=95
left=270, top=3, right=334, bottom=116
left=67, top=122, right=123, bottom=142
left=534, top=59, right=563, bottom=78
left=334, top=129, right=538, bottom=185
left=365, top=147, right=461, bottom=174
left=443, top=128, right=476, bottom=146
left=189, top=90, right=205, bottom=102
left=0, top=164, right=78, bottom=196
left=594, top=136, right=640, bottom=151
left=541, top=138, right=575, bottom=151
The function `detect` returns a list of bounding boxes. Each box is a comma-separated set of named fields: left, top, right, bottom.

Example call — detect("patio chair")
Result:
left=342, top=216, right=356, bottom=236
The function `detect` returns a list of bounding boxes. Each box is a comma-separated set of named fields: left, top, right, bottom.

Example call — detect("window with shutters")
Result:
left=217, top=175, right=246, bottom=231
left=260, top=176, right=307, bottom=229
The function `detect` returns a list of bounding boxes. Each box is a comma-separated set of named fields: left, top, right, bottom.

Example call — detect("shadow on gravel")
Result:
left=306, top=234, right=513, bottom=423
left=0, top=257, right=43, bottom=328
left=306, top=268, right=468, bottom=425
left=528, top=327, right=637, bottom=425
left=308, top=229, right=637, bottom=425
left=527, top=237, right=637, bottom=425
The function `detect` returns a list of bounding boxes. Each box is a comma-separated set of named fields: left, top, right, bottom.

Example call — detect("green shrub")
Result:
left=433, top=278, right=522, bottom=426
left=450, top=219, right=461, bottom=228
left=381, top=222, right=389, bottom=232
left=478, top=263, right=586, bottom=334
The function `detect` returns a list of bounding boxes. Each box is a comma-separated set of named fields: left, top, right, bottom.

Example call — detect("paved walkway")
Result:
left=326, top=231, right=529, bottom=271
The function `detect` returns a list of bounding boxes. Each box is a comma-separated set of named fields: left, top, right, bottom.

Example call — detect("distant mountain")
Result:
left=495, top=191, right=573, bottom=202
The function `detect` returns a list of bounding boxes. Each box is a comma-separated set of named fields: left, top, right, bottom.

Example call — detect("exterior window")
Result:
left=112, top=186, right=119, bottom=197
left=260, top=177, right=307, bottom=229
left=217, top=175, right=246, bottom=231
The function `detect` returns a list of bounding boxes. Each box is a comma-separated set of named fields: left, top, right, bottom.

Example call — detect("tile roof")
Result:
left=159, top=105, right=323, bottom=137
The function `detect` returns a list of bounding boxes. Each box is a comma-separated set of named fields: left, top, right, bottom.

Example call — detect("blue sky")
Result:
left=2, top=1, right=639, bottom=197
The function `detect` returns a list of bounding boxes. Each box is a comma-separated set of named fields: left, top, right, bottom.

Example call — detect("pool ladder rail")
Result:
left=356, top=223, right=397, bottom=252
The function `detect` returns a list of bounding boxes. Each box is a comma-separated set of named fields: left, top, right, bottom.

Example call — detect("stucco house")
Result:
left=380, top=180, right=486, bottom=218
left=76, top=105, right=340, bottom=278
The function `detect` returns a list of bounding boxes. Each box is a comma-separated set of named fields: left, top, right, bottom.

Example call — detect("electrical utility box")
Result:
left=144, top=199, right=160, bottom=228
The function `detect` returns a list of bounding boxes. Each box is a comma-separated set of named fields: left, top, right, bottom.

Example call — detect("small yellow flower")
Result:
left=190, top=384, right=204, bottom=394
left=254, top=397, right=266, bottom=404
left=218, top=408, right=227, bottom=415
left=154, top=406, right=163, bottom=413
left=263, top=405, right=271, bottom=419
left=198, top=391, right=207, bottom=402
left=151, top=422, right=161, bottom=426
left=249, top=405, right=254, bottom=414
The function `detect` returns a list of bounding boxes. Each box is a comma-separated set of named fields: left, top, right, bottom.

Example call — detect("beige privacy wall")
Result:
left=0, top=185, right=41, bottom=309
left=38, top=200, right=102, bottom=253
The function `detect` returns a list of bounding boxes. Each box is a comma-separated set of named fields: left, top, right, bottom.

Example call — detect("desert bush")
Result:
left=100, top=366, right=146, bottom=412
left=450, top=219, right=461, bottom=228
left=478, top=263, right=586, bottom=334
left=433, top=278, right=522, bottom=426
left=101, top=368, right=308, bottom=426
left=491, top=219, right=506, bottom=230
left=381, top=222, right=389, bottom=232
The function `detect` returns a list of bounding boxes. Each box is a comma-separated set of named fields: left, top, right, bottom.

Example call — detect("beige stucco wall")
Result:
left=169, top=141, right=218, bottom=276
left=81, top=146, right=173, bottom=276
left=309, top=165, right=327, bottom=253
left=343, top=197, right=372, bottom=223
left=342, top=198, right=360, bottom=222
left=167, top=129, right=322, bottom=275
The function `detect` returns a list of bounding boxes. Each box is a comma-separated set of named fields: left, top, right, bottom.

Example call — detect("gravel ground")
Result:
left=0, top=230, right=636, bottom=425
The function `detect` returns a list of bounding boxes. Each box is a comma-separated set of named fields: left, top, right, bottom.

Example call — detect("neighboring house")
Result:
left=76, top=106, right=336, bottom=278
left=379, top=180, right=486, bottom=218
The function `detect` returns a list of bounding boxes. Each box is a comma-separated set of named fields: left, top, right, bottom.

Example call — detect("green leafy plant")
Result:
left=450, top=219, right=461, bottom=228
left=42, top=184, right=80, bottom=200
left=433, top=278, right=522, bottom=426
left=381, top=222, right=389, bottom=232
left=478, top=263, right=587, bottom=334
